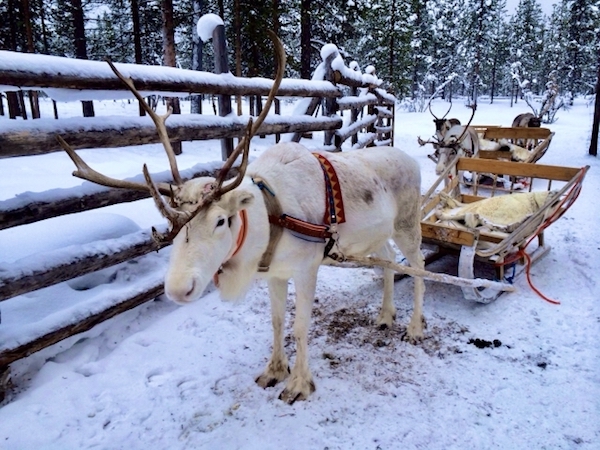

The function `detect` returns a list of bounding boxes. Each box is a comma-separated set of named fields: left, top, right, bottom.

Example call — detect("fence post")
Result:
left=213, top=24, right=234, bottom=160
left=350, top=61, right=360, bottom=146
left=323, top=52, right=339, bottom=150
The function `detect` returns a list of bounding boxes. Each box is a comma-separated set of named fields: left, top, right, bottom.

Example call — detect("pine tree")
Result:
left=507, top=0, right=546, bottom=95
left=462, top=0, right=508, bottom=104
left=565, top=0, right=600, bottom=96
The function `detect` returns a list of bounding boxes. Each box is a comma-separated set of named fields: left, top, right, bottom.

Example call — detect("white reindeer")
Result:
left=418, top=105, right=479, bottom=183
left=434, top=124, right=480, bottom=176
left=58, top=35, right=426, bottom=404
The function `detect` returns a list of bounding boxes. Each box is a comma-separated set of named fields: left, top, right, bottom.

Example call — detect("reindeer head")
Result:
left=58, top=31, right=286, bottom=305
left=433, top=105, right=477, bottom=175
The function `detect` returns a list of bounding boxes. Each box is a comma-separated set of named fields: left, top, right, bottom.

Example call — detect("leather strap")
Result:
left=253, top=177, right=284, bottom=272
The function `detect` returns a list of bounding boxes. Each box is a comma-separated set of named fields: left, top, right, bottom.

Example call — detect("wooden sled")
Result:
left=478, top=126, right=554, bottom=164
left=420, top=156, right=589, bottom=303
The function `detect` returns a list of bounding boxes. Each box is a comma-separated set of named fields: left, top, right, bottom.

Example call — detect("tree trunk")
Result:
left=40, top=0, right=50, bottom=53
left=234, top=0, right=241, bottom=115
left=590, top=58, right=600, bottom=157
left=72, top=0, right=94, bottom=117
left=300, top=0, right=311, bottom=79
left=21, top=0, right=40, bottom=119
left=6, top=0, right=23, bottom=119
left=490, top=58, right=497, bottom=104
left=470, top=0, right=485, bottom=107
left=161, top=0, right=182, bottom=154
left=131, top=0, right=146, bottom=116
left=388, top=0, right=396, bottom=82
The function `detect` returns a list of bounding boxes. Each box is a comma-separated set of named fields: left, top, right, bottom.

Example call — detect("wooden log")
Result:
left=341, top=255, right=516, bottom=292
left=353, top=132, right=377, bottom=149
left=291, top=97, right=322, bottom=143
left=374, top=106, right=393, bottom=118
left=0, top=282, right=164, bottom=368
left=335, top=114, right=377, bottom=143
left=0, top=50, right=342, bottom=98
left=0, top=165, right=226, bottom=230
left=333, top=70, right=380, bottom=89
left=0, top=115, right=343, bottom=158
left=337, top=94, right=379, bottom=111
left=212, top=24, right=234, bottom=160
left=0, top=227, right=168, bottom=302
left=323, top=52, right=338, bottom=148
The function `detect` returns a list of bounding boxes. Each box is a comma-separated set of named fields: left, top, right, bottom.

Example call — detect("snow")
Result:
left=196, top=13, right=224, bottom=43
left=0, top=50, right=339, bottom=101
left=0, top=95, right=599, bottom=449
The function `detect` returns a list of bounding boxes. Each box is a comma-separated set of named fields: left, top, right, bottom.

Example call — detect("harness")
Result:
left=254, top=152, right=346, bottom=272
left=213, top=209, right=248, bottom=287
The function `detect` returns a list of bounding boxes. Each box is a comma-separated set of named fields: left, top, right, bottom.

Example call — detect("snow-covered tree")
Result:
left=507, top=0, right=546, bottom=95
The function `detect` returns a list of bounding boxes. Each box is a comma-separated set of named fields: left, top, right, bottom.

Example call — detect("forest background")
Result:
left=1, top=0, right=599, bottom=112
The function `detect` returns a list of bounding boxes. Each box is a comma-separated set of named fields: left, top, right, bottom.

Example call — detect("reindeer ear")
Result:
left=230, top=189, right=255, bottom=211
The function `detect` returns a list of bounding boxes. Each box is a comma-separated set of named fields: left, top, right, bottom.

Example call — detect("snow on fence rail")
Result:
left=0, top=43, right=396, bottom=400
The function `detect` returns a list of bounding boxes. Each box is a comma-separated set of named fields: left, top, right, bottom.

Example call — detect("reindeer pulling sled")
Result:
left=419, top=155, right=589, bottom=302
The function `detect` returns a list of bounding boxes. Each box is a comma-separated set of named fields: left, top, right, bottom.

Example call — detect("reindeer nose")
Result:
left=165, top=278, right=196, bottom=304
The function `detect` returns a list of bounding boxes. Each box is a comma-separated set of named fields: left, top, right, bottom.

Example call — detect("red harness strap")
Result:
left=258, top=153, right=346, bottom=242
left=312, top=152, right=346, bottom=226
left=213, top=209, right=248, bottom=287
left=269, top=214, right=332, bottom=239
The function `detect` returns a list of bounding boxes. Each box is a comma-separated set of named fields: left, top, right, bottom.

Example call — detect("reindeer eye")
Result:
left=216, top=218, right=225, bottom=227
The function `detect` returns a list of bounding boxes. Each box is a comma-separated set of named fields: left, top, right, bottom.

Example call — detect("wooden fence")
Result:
left=0, top=41, right=396, bottom=401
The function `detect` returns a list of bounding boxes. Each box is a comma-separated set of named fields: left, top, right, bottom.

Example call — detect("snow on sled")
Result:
left=420, top=156, right=589, bottom=303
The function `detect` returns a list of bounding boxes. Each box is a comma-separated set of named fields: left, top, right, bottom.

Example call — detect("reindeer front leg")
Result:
left=279, top=269, right=318, bottom=404
left=256, top=277, right=290, bottom=389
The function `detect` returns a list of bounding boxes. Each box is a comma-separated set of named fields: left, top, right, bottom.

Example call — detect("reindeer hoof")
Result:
left=255, top=365, right=290, bottom=389
left=376, top=310, right=396, bottom=330
left=256, top=375, right=280, bottom=388
left=403, top=315, right=426, bottom=343
left=278, top=379, right=316, bottom=405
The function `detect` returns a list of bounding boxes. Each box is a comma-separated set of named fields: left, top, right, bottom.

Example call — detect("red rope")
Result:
left=495, top=168, right=586, bottom=305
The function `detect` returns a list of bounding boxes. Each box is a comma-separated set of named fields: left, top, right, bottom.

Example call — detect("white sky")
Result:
left=505, top=0, right=557, bottom=16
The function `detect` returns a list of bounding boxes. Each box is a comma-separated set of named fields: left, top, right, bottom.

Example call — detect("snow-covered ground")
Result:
left=0, top=95, right=598, bottom=449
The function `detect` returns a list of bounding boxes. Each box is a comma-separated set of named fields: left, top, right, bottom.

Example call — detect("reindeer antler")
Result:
left=105, top=59, right=183, bottom=186
left=212, top=29, right=286, bottom=196
left=59, top=31, right=286, bottom=244
left=452, top=103, right=477, bottom=145
left=428, top=97, right=452, bottom=121
left=56, top=135, right=173, bottom=196
left=150, top=30, right=287, bottom=242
